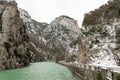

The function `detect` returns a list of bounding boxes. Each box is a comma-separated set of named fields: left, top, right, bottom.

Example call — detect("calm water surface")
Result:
left=0, top=62, right=80, bottom=80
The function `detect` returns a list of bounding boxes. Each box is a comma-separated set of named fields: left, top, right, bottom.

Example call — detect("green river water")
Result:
left=0, top=62, right=80, bottom=80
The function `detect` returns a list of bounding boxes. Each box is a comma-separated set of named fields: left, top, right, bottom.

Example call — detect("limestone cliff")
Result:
left=16, top=0, right=120, bottom=69
left=19, top=8, right=81, bottom=62
left=0, top=0, right=29, bottom=70
left=43, top=15, right=81, bottom=62
left=19, top=8, right=47, bottom=62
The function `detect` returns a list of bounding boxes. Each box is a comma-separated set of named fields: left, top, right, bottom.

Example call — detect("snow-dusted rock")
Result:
left=19, top=9, right=81, bottom=61
left=81, top=0, right=120, bottom=70
left=19, top=8, right=47, bottom=62
left=43, top=15, right=80, bottom=49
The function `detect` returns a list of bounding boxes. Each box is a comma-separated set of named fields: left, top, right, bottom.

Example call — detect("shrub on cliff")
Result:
left=115, top=28, right=120, bottom=50
left=113, top=72, right=120, bottom=80
left=0, top=13, right=2, bottom=31
left=82, top=0, right=120, bottom=27
left=96, top=72, right=102, bottom=80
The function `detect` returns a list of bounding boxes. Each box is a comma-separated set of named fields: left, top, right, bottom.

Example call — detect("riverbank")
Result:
left=59, top=61, right=120, bottom=80
left=59, top=62, right=84, bottom=80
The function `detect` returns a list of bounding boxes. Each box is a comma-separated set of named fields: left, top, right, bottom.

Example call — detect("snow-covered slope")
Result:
left=88, top=21, right=120, bottom=68
left=82, top=22, right=118, bottom=67
left=81, top=0, right=120, bottom=69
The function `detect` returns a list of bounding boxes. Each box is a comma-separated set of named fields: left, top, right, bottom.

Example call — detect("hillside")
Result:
left=81, top=0, right=120, bottom=69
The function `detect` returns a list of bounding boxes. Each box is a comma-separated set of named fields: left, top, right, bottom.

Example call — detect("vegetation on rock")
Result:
left=113, top=72, right=120, bottom=80
left=0, top=13, right=2, bottom=31
left=82, top=0, right=120, bottom=26
left=116, top=28, right=120, bottom=50
left=96, top=72, right=102, bottom=80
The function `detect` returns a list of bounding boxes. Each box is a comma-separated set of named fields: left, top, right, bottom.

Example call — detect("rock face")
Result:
left=0, top=0, right=115, bottom=71
left=81, top=0, right=120, bottom=67
left=0, top=0, right=29, bottom=70
left=19, top=8, right=81, bottom=62
left=2, top=0, right=119, bottom=71
left=19, top=8, right=47, bottom=62
left=43, top=15, right=81, bottom=62
left=2, top=0, right=119, bottom=70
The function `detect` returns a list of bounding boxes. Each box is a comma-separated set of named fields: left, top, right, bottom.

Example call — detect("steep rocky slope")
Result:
left=19, top=8, right=48, bottom=61
left=81, top=0, right=120, bottom=68
left=0, top=0, right=29, bottom=70
left=19, top=8, right=81, bottom=62
left=17, top=0, right=120, bottom=71
left=3, top=0, right=120, bottom=71
left=43, top=15, right=81, bottom=62
left=14, top=0, right=120, bottom=69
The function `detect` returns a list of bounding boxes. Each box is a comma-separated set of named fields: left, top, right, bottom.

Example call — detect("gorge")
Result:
left=0, top=0, right=120, bottom=80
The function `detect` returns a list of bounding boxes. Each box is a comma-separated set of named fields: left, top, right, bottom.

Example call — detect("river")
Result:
left=0, top=62, right=80, bottom=80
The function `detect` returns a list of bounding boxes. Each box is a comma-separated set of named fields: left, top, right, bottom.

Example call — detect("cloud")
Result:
left=16, top=0, right=108, bottom=27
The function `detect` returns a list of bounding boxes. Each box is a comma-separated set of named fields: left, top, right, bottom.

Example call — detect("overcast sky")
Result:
left=16, top=0, right=108, bottom=27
